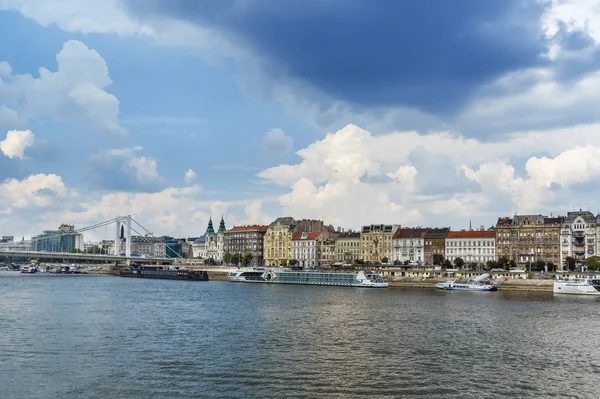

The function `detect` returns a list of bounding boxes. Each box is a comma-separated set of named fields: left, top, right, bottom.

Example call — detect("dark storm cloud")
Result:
left=122, top=0, right=553, bottom=115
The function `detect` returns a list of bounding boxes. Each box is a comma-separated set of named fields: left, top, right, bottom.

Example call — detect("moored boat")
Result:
left=553, top=278, right=600, bottom=296
left=120, top=267, right=209, bottom=281
left=20, top=265, right=37, bottom=273
left=435, top=273, right=497, bottom=291
left=227, top=269, right=388, bottom=288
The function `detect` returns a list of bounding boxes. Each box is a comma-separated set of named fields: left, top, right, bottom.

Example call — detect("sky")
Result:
left=2, top=0, right=600, bottom=241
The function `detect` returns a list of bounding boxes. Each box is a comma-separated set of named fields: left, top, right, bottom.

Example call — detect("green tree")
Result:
left=509, top=259, right=517, bottom=269
left=381, top=256, right=389, bottom=264
left=584, top=256, right=600, bottom=271
left=486, top=260, right=498, bottom=270
left=356, top=259, right=365, bottom=265
left=432, top=254, right=444, bottom=266
left=231, top=253, right=241, bottom=266
left=565, top=256, right=576, bottom=271
left=533, top=260, right=546, bottom=271
left=242, top=252, right=253, bottom=267
left=443, top=259, right=452, bottom=268
left=223, top=252, right=232, bottom=265
left=454, top=257, right=465, bottom=269
left=403, top=260, right=410, bottom=266
left=498, top=256, right=509, bottom=269
left=546, top=261, right=555, bottom=272
left=393, top=260, right=401, bottom=265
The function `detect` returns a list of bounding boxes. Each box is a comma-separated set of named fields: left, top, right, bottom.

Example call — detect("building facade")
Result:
left=393, top=228, right=427, bottom=265
left=360, top=224, right=399, bottom=264
left=424, top=228, right=449, bottom=265
left=496, top=215, right=563, bottom=268
left=335, top=232, right=361, bottom=264
left=292, top=231, right=320, bottom=268
left=560, top=210, right=597, bottom=266
left=224, top=225, right=268, bottom=266
left=445, top=230, right=496, bottom=266
left=32, top=224, right=83, bottom=252
left=264, top=217, right=297, bottom=266
left=317, top=237, right=336, bottom=267
left=205, top=216, right=226, bottom=262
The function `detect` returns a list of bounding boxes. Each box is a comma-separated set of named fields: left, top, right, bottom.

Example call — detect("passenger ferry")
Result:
left=227, top=269, right=388, bottom=288
left=554, top=278, right=600, bottom=296
left=435, top=273, right=497, bottom=291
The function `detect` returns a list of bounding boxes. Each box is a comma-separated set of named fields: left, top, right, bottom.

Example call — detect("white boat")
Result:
left=227, top=269, right=388, bottom=288
left=20, top=265, right=37, bottom=273
left=553, top=278, right=600, bottom=296
left=435, top=273, right=497, bottom=291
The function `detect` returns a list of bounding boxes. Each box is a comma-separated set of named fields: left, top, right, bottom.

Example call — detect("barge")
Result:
left=120, top=267, right=209, bottom=281
left=227, top=269, right=388, bottom=288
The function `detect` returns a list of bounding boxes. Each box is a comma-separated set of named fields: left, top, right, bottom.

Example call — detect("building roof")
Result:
left=205, top=217, right=215, bottom=235
left=336, top=232, right=360, bottom=239
left=217, top=216, right=227, bottom=233
left=393, top=228, right=428, bottom=239
left=227, top=225, right=268, bottom=232
left=424, top=228, right=449, bottom=238
left=361, top=224, right=399, bottom=233
left=497, top=215, right=564, bottom=227
left=564, top=210, right=595, bottom=224
left=292, top=231, right=321, bottom=241
left=447, top=230, right=496, bottom=238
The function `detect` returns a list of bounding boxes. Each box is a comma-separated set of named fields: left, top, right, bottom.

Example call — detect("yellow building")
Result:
left=496, top=215, right=563, bottom=267
left=335, top=232, right=361, bottom=264
left=263, top=217, right=296, bottom=266
left=360, top=224, right=400, bottom=264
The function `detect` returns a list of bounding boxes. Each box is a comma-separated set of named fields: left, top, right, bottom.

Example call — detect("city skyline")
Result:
left=2, top=1, right=600, bottom=238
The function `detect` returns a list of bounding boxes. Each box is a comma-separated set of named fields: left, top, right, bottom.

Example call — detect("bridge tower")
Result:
left=114, top=215, right=132, bottom=257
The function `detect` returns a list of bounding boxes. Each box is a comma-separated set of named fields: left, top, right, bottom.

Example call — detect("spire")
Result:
left=218, top=215, right=226, bottom=233
left=206, top=217, right=215, bottom=235
left=469, top=219, right=472, bottom=231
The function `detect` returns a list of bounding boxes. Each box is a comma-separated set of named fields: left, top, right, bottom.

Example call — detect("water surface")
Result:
left=1, top=272, right=598, bottom=398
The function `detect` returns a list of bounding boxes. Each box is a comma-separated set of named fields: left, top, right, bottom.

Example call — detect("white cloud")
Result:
left=0, top=129, right=35, bottom=159
left=87, top=146, right=166, bottom=192
left=258, top=124, right=600, bottom=229
left=184, top=168, right=197, bottom=184
left=0, top=173, right=67, bottom=210
left=0, top=40, right=126, bottom=138
left=260, top=128, right=293, bottom=155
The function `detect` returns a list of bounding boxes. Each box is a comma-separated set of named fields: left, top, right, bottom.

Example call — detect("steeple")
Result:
left=206, top=217, right=215, bottom=235
left=469, top=219, right=472, bottom=231
left=218, top=215, right=226, bottom=233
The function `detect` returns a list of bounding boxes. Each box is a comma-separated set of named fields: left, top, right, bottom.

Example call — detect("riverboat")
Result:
left=553, top=278, right=600, bottom=296
left=435, top=273, right=497, bottom=291
left=227, top=269, right=388, bottom=288
left=120, top=268, right=209, bottom=281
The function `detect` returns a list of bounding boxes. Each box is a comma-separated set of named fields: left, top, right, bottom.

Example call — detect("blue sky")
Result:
left=2, top=0, right=600, bottom=239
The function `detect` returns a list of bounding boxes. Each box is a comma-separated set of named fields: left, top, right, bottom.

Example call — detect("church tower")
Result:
left=217, top=215, right=226, bottom=261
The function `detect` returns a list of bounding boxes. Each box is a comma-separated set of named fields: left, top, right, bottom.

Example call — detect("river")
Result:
left=1, top=272, right=599, bottom=398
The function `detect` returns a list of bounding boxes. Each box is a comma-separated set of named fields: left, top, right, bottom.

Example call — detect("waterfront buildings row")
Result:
left=5, top=209, right=600, bottom=270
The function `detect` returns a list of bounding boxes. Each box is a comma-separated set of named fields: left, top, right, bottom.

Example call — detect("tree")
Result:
left=231, top=253, right=241, bottom=266
left=509, top=259, right=517, bottom=269
left=533, top=260, right=546, bottom=271
left=393, top=260, right=401, bottom=265
left=222, top=252, right=232, bottom=265
left=584, top=256, right=600, bottom=271
left=469, top=262, right=478, bottom=270
left=403, top=260, right=410, bottom=266
left=498, top=256, right=509, bottom=269
left=289, top=259, right=298, bottom=266
left=454, top=257, right=465, bottom=269
left=565, top=256, right=576, bottom=271
left=432, top=254, right=444, bottom=266
left=381, top=256, right=389, bottom=264
left=242, top=252, right=253, bottom=267
left=356, top=259, right=365, bottom=265
left=486, top=260, right=498, bottom=270
left=546, top=261, right=555, bottom=272
left=443, top=259, right=452, bottom=268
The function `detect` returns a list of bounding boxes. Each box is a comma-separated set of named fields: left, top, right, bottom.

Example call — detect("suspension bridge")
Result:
left=0, top=215, right=181, bottom=265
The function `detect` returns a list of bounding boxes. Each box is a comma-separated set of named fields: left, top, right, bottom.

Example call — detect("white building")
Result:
left=393, top=228, right=427, bottom=265
left=561, top=210, right=596, bottom=266
left=445, top=230, right=496, bottom=266
left=292, top=231, right=320, bottom=268
left=204, top=216, right=227, bottom=262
